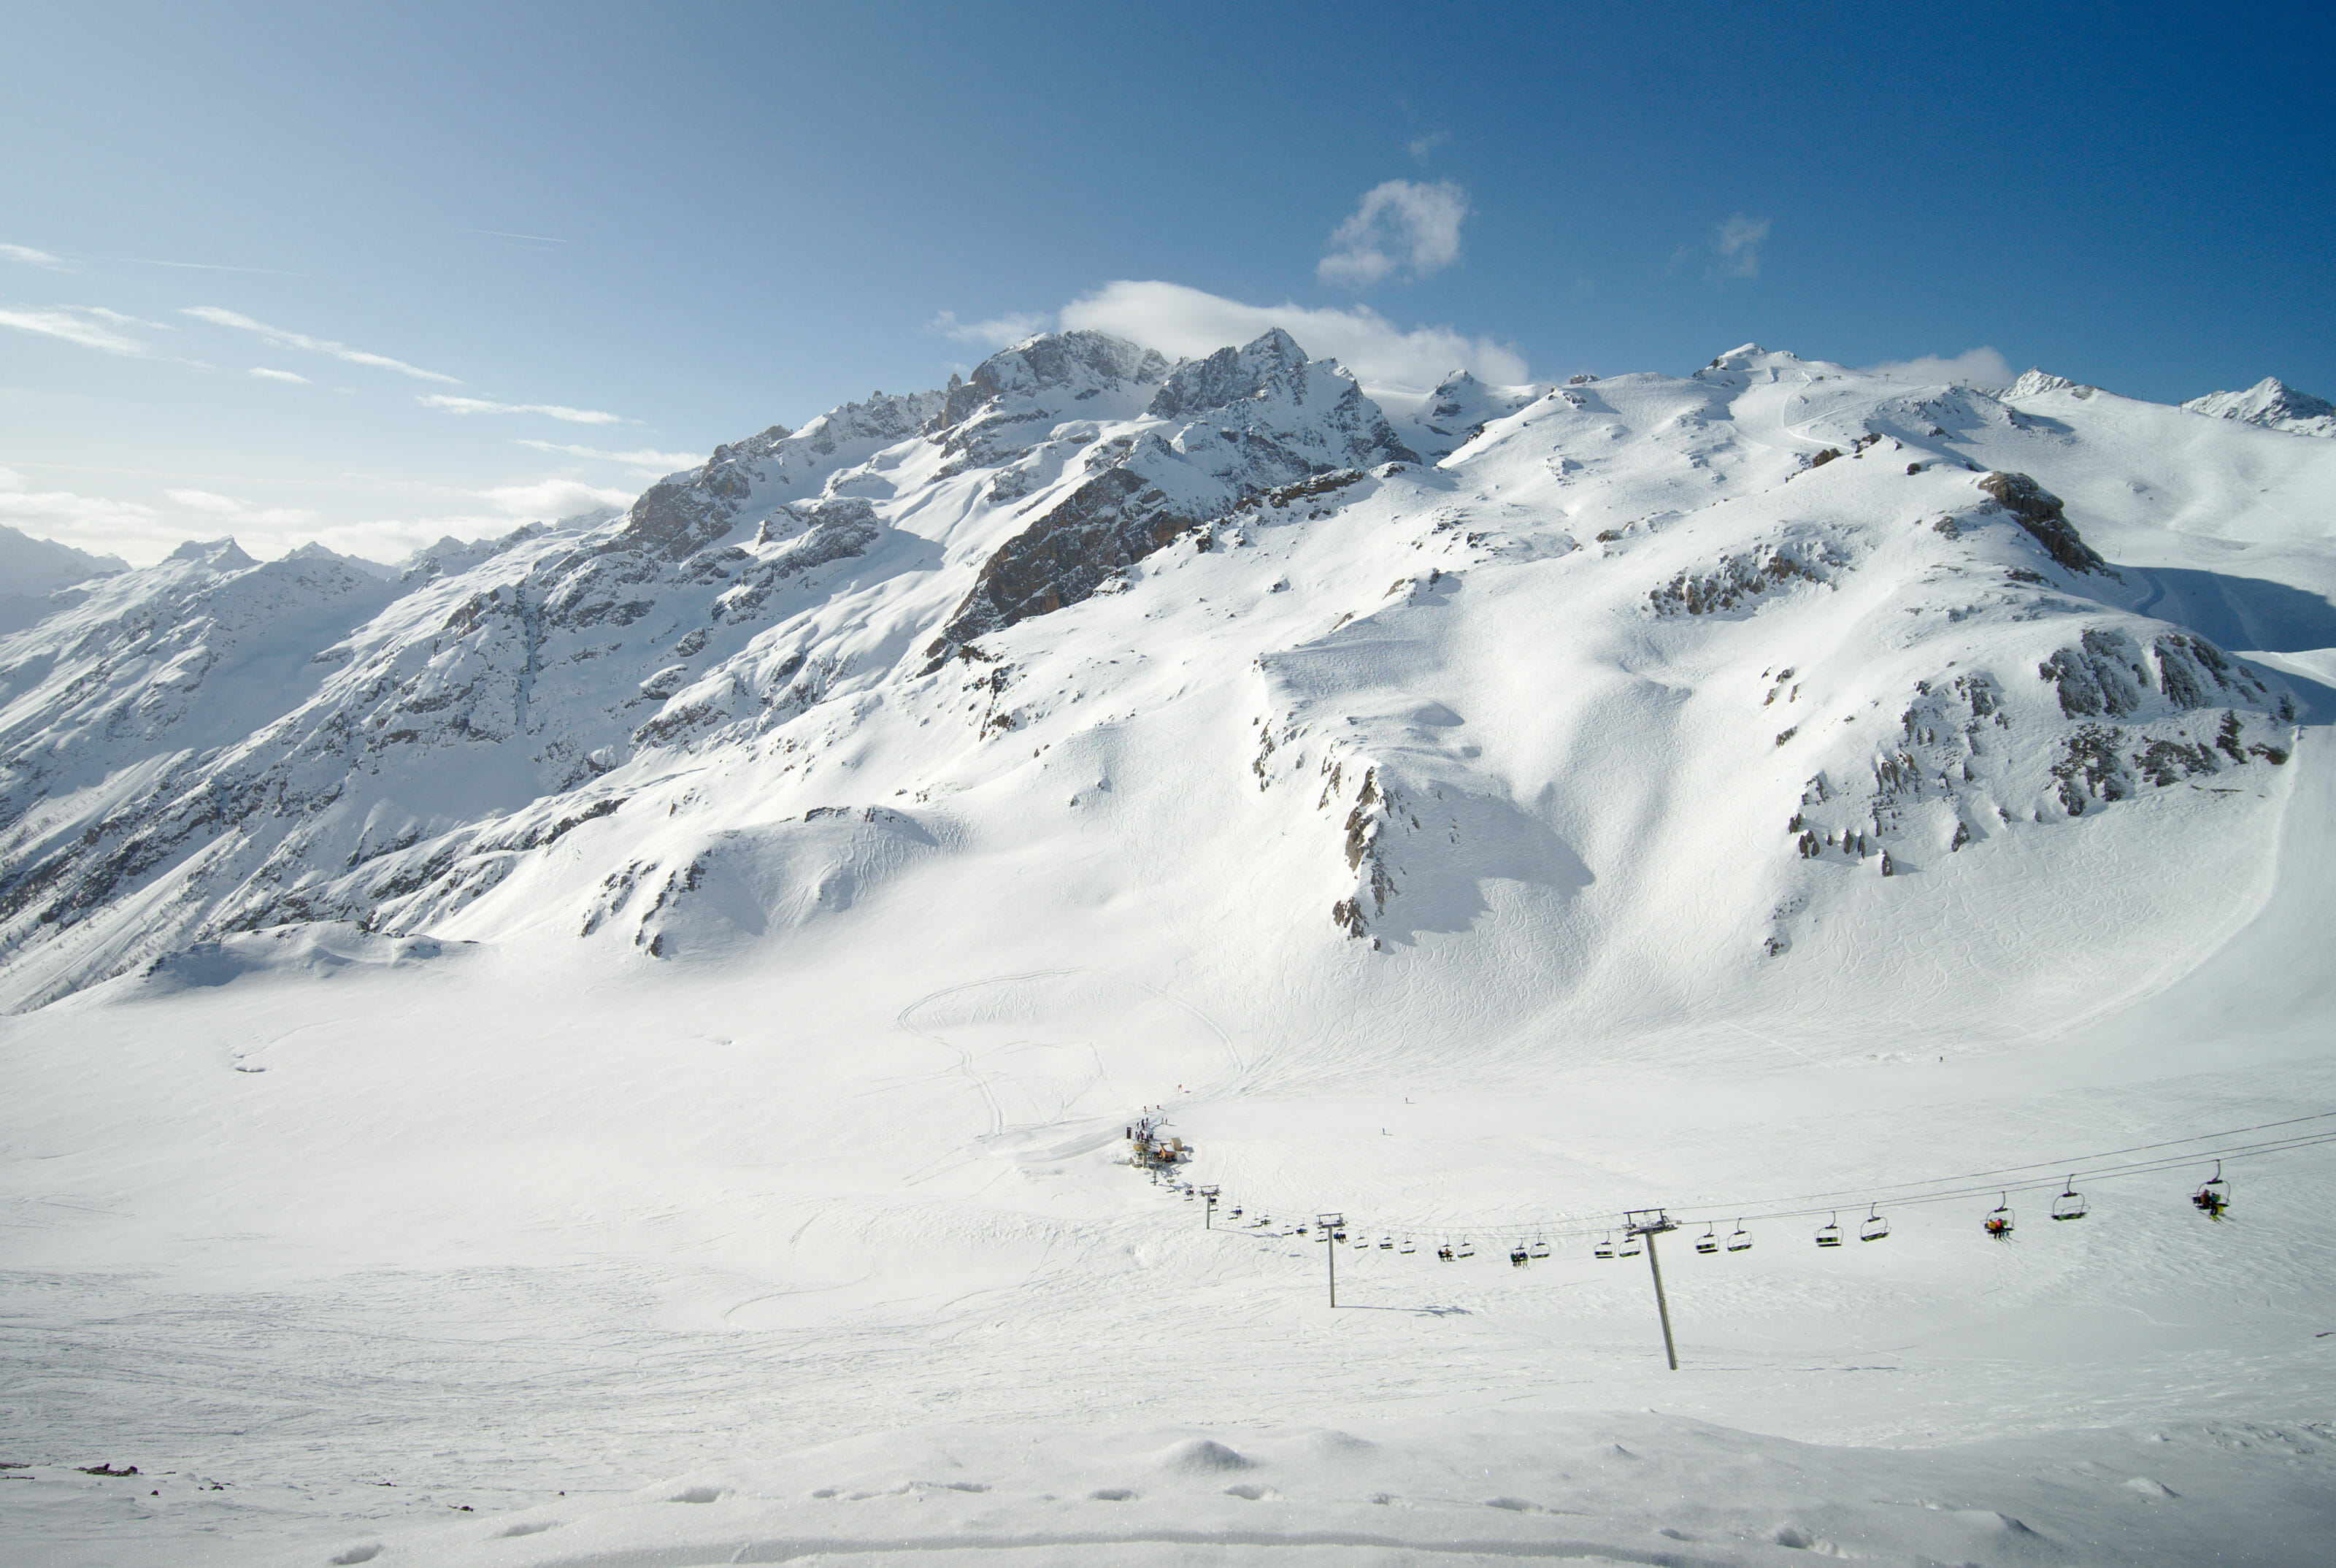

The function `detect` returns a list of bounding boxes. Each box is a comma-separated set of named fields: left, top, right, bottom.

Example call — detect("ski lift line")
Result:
left=1652, top=1137, right=2336, bottom=1227
left=1661, top=1133, right=2336, bottom=1231
left=1646, top=1110, right=2336, bottom=1215
left=1346, top=1124, right=2336, bottom=1238
left=1188, top=1130, right=2336, bottom=1253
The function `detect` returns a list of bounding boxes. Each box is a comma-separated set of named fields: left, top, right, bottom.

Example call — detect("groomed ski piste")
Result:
left=2, top=339, right=2332, bottom=1566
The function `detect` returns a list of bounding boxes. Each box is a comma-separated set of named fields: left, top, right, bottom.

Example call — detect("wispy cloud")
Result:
left=250, top=366, right=310, bottom=384
left=165, top=488, right=319, bottom=528
left=1713, top=215, right=1771, bottom=280
left=182, top=306, right=458, bottom=383
left=419, top=394, right=623, bottom=426
left=1406, top=129, right=1451, bottom=164
left=1319, top=179, right=1471, bottom=289
left=453, top=226, right=566, bottom=245
left=930, top=310, right=1050, bottom=350
left=0, top=306, right=151, bottom=356
left=482, top=478, right=635, bottom=517
left=518, top=439, right=703, bottom=469
left=1062, top=280, right=1526, bottom=390
left=1, top=242, right=72, bottom=270
left=0, top=465, right=164, bottom=552
left=1859, top=347, right=2012, bottom=388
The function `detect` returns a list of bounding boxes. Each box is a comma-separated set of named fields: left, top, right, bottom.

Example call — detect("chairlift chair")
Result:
left=1983, top=1194, right=2015, bottom=1240
left=1437, top=1243, right=1455, bottom=1262
left=1399, top=1237, right=1417, bottom=1255
left=1695, top=1224, right=1718, bottom=1256
left=1229, top=1205, right=1242, bottom=1219
left=1510, top=1247, right=1530, bottom=1268
left=1816, top=1214, right=1843, bottom=1248
left=1593, top=1234, right=1615, bottom=1261
left=1378, top=1235, right=1394, bottom=1250
left=1725, top=1221, right=1753, bottom=1253
left=1859, top=1206, right=1891, bottom=1242
left=1617, top=1231, right=1642, bottom=1258
left=1529, top=1237, right=1551, bottom=1260
left=2050, top=1177, right=2087, bottom=1221
left=1456, top=1237, right=1476, bottom=1259
left=2191, top=1160, right=2230, bottom=1220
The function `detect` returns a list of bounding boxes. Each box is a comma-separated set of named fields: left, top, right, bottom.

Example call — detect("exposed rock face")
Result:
left=2183, top=377, right=2336, bottom=437
left=1976, top=472, right=2108, bottom=574
left=929, top=331, right=1169, bottom=467
left=929, top=330, right=1417, bottom=654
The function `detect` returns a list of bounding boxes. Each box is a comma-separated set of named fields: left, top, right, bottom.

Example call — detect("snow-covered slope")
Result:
left=0, top=335, right=2318, bottom=1028
left=4, top=333, right=2335, bottom=1567
left=2183, top=375, right=2336, bottom=437
left=0, top=522, right=127, bottom=637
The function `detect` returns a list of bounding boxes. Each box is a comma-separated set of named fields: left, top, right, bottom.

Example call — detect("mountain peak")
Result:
left=164, top=537, right=258, bottom=570
left=2183, top=377, right=2336, bottom=437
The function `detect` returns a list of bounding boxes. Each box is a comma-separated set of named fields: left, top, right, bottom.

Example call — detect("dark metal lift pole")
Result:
left=1315, top=1212, right=1345, bottom=1309
left=1626, top=1208, right=1680, bottom=1371
left=1645, top=1230, right=1678, bottom=1370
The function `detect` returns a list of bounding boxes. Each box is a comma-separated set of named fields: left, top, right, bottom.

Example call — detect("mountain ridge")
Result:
left=0, top=332, right=2324, bottom=1024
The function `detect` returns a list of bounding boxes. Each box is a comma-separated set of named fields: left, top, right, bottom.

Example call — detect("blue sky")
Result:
left=3, top=1, right=2328, bottom=564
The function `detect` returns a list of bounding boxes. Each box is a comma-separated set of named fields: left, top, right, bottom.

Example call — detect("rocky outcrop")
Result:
left=928, top=331, right=1416, bottom=656
left=1976, top=472, right=2108, bottom=574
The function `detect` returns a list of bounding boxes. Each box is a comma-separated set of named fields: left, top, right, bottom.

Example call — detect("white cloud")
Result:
left=1061, top=280, right=1527, bottom=390
left=930, top=310, right=1050, bottom=350
left=1713, top=215, right=1771, bottom=280
left=164, top=488, right=319, bottom=528
left=250, top=366, right=310, bottom=384
left=518, top=439, right=704, bottom=469
left=418, top=394, right=623, bottom=426
left=0, top=306, right=150, bottom=356
left=481, top=478, right=636, bottom=518
left=182, top=305, right=458, bottom=383
left=1859, top=347, right=2013, bottom=388
left=1318, top=180, right=1471, bottom=289
left=1, top=243, right=71, bottom=270
left=1406, top=130, right=1451, bottom=164
left=0, top=472, right=166, bottom=560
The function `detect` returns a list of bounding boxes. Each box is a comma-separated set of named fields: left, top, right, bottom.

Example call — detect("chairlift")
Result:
left=1529, top=1237, right=1551, bottom=1260
left=1725, top=1220, right=1753, bottom=1253
left=1616, top=1231, right=1642, bottom=1258
left=1437, top=1243, right=1455, bottom=1262
left=1378, top=1234, right=1394, bottom=1250
left=2050, top=1177, right=2087, bottom=1221
left=1510, top=1247, right=1530, bottom=1268
left=1593, top=1233, right=1615, bottom=1261
left=1983, top=1193, right=2015, bottom=1240
left=1456, top=1237, right=1476, bottom=1259
left=1695, top=1223, right=1718, bottom=1256
left=1859, top=1205, right=1891, bottom=1242
left=2191, top=1161, right=2229, bottom=1221
left=1816, top=1213, right=1843, bottom=1248
left=1228, top=1205, right=1242, bottom=1219
left=1295, top=1223, right=1310, bottom=1237
left=1398, top=1237, right=1416, bottom=1255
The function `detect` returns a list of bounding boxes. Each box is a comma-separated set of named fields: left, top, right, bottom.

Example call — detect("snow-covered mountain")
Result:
left=0, top=523, right=127, bottom=637
left=2183, top=375, right=2336, bottom=437
left=7, top=331, right=2336, bottom=1568
left=0, top=331, right=2324, bottom=1029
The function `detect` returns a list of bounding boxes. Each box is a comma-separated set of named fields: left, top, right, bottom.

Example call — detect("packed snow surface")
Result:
left=2, top=336, right=2333, bottom=1566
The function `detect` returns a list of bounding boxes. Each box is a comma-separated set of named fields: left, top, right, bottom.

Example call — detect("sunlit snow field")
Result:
left=4, top=351, right=2334, bottom=1565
